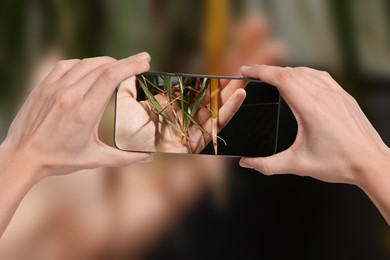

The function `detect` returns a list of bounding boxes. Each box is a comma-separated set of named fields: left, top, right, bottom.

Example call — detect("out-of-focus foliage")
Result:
left=1, top=0, right=389, bottom=133
left=0, top=0, right=389, bottom=258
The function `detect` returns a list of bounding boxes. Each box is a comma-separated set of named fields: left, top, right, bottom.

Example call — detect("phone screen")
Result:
left=114, top=72, right=280, bottom=157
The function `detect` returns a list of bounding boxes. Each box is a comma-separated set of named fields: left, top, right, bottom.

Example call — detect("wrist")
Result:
left=354, top=145, right=390, bottom=223
left=354, top=146, right=390, bottom=188
left=0, top=139, right=43, bottom=186
left=0, top=139, right=44, bottom=236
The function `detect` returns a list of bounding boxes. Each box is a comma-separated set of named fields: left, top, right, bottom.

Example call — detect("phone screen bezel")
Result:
left=113, top=71, right=281, bottom=157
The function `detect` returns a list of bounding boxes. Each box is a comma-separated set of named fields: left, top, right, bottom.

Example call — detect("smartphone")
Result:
left=114, top=72, right=280, bottom=157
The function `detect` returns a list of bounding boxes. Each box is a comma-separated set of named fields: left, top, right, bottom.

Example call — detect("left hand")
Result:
left=2, top=52, right=153, bottom=179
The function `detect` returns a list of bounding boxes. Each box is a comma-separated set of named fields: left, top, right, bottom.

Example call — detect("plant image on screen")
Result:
left=136, top=74, right=223, bottom=154
left=115, top=73, right=280, bottom=157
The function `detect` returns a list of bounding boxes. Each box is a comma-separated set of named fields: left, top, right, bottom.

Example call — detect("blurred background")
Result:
left=0, top=0, right=390, bottom=259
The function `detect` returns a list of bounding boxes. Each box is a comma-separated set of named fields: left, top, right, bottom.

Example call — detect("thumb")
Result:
left=239, top=150, right=295, bottom=175
left=97, top=146, right=153, bottom=167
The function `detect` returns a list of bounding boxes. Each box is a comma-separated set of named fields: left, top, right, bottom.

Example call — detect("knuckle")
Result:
left=260, top=162, right=273, bottom=175
left=54, top=90, right=74, bottom=108
left=79, top=57, right=95, bottom=69
left=344, top=92, right=357, bottom=104
left=100, top=56, right=116, bottom=62
left=297, top=66, right=325, bottom=76
left=253, top=64, right=263, bottom=73
left=129, top=59, right=150, bottom=72
left=319, top=70, right=332, bottom=79
left=296, top=66, right=311, bottom=72
left=296, top=67, right=334, bottom=82
left=36, top=84, right=53, bottom=100
left=58, top=94, right=72, bottom=108
left=250, top=159, right=273, bottom=175
left=55, top=59, right=80, bottom=71
left=277, top=69, right=294, bottom=83
left=80, top=58, right=92, bottom=65
left=82, top=56, right=116, bottom=65
left=101, top=68, right=120, bottom=83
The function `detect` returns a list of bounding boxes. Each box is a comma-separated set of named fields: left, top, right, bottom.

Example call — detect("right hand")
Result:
left=239, top=65, right=390, bottom=186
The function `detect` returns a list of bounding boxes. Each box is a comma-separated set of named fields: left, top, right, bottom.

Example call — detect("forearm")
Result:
left=357, top=147, right=390, bottom=225
left=0, top=141, right=41, bottom=237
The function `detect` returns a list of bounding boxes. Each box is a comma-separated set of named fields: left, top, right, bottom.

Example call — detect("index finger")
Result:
left=240, top=65, right=309, bottom=107
left=85, top=53, right=151, bottom=103
left=240, top=64, right=290, bottom=91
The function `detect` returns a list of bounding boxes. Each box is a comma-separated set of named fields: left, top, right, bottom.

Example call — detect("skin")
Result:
left=1, top=52, right=388, bottom=251
left=115, top=77, right=246, bottom=153
left=0, top=51, right=248, bottom=238
left=0, top=15, right=287, bottom=256
left=239, top=65, right=390, bottom=225
left=0, top=53, right=155, bottom=237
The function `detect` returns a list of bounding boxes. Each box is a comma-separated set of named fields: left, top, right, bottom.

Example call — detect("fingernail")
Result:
left=240, top=66, right=252, bottom=72
left=135, top=52, right=150, bottom=61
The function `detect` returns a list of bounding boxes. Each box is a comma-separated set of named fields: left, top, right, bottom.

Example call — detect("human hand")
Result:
left=239, top=65, right=390, bottom=187
left=115, top=77, right=247, bottom=153
left=222, top=13, right=286, bottom=76
left=1, top=52, right=152, bottom=179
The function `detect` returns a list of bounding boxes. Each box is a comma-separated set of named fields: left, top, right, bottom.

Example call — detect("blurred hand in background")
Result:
left=115, top=77, right=247, bottom=153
